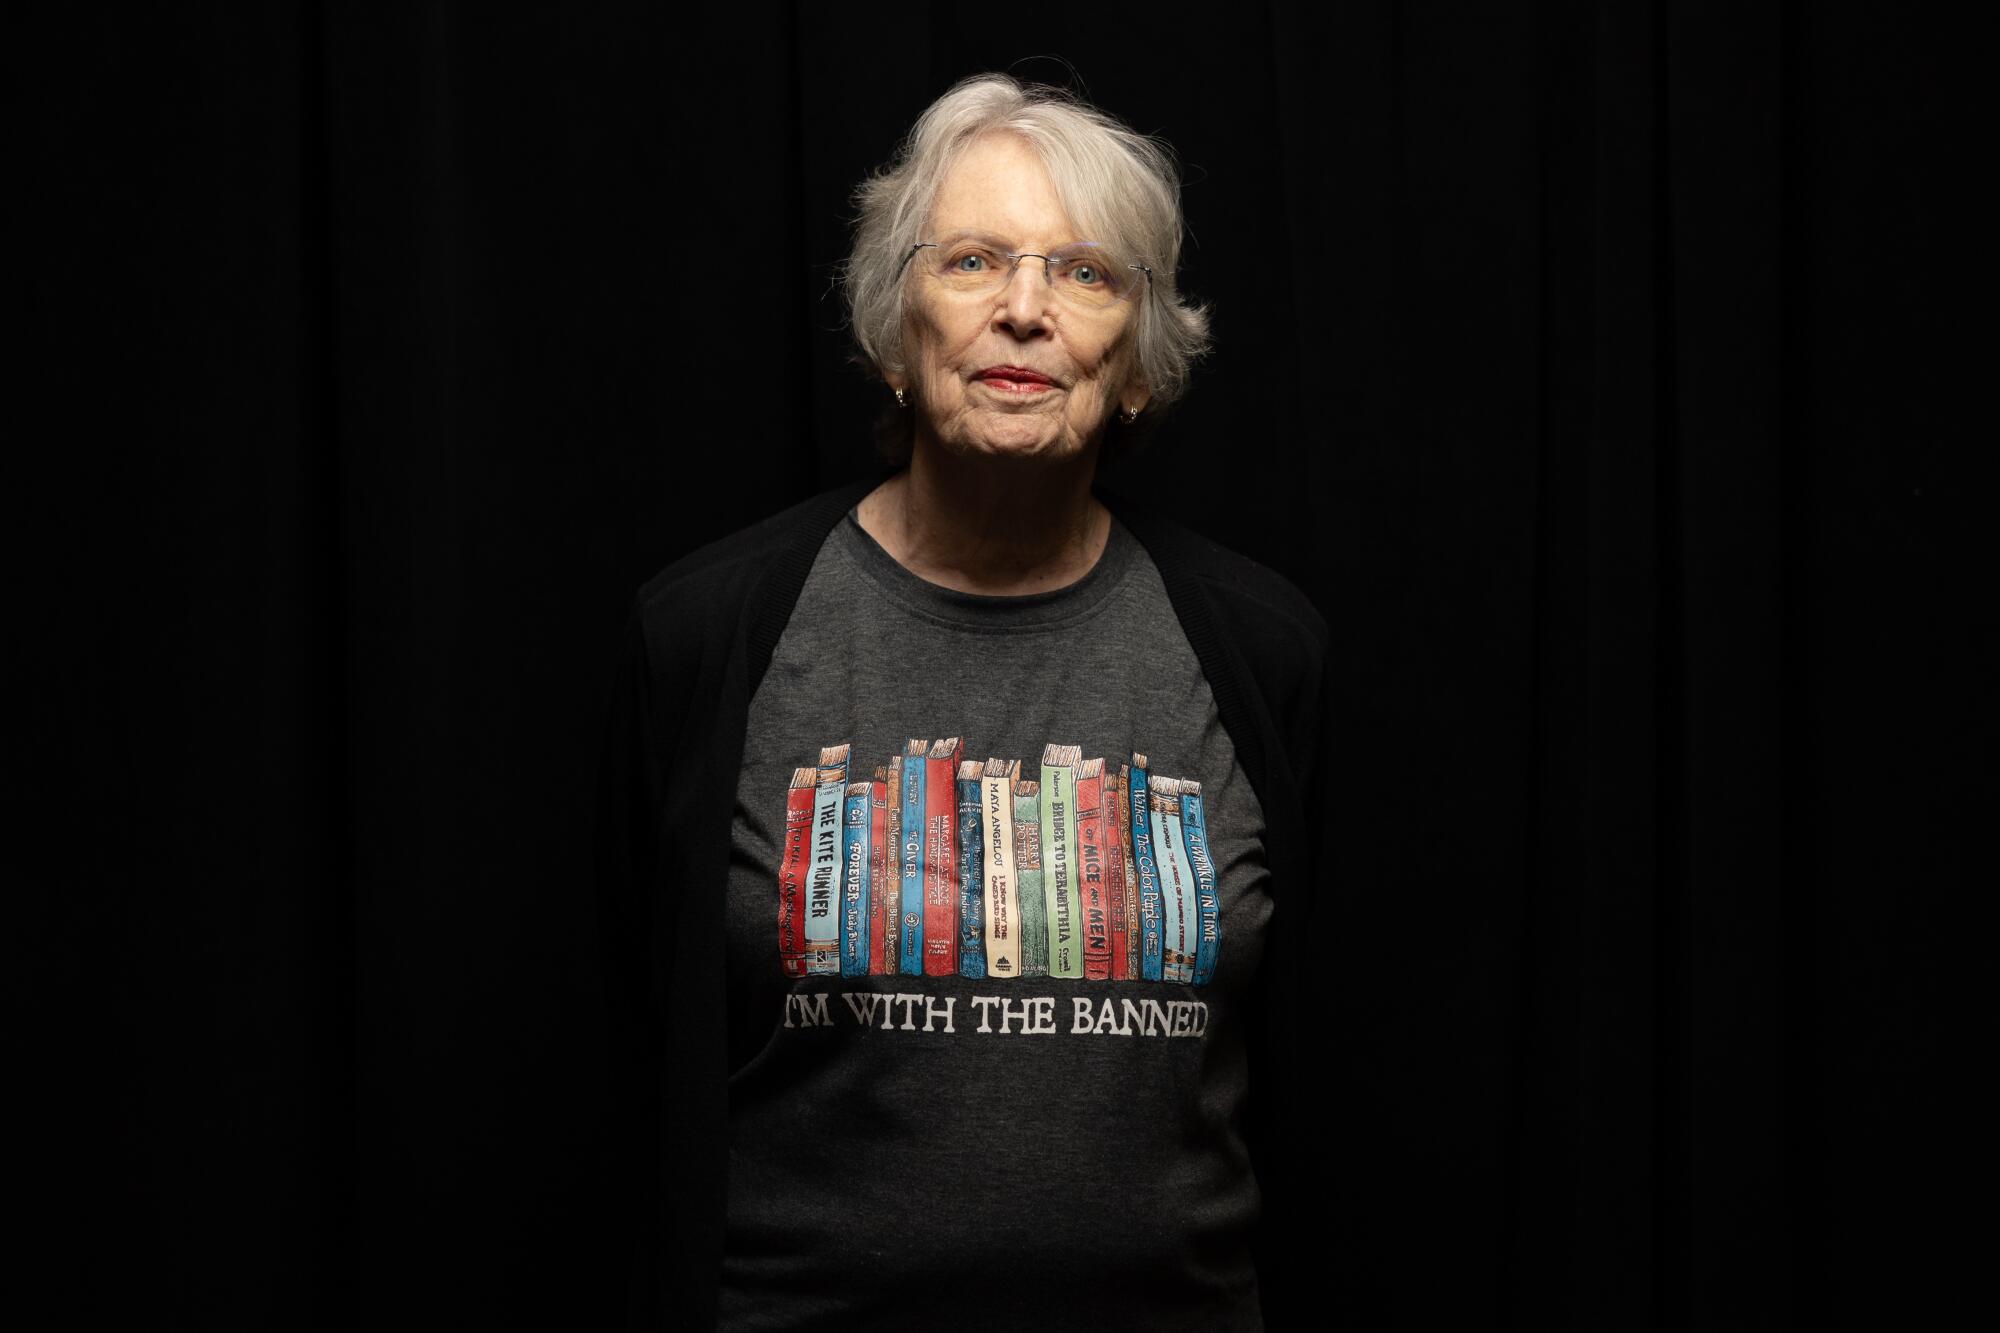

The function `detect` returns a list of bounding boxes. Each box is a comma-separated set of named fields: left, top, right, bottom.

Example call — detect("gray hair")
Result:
left=837, top=73, right=1213, bottom=464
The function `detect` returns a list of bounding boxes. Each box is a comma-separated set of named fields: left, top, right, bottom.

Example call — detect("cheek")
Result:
left=1076, top=333, right=1135, bottom=390
left=903, top=302, right=980, bottom=367
left=1090, top=317, right=1140, bottom=370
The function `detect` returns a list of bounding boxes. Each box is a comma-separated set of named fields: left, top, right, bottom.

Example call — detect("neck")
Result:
left=858, top=439, right=1110, bottom=596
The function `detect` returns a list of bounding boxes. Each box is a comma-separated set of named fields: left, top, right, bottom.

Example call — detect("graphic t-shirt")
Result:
left=720, top=505, right=1275, bottom=1332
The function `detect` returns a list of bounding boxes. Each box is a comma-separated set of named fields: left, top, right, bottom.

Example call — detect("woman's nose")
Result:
left=996, top=256, right=1055, bottom=336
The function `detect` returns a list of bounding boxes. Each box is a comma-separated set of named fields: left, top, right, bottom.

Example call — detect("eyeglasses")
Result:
left=897, top=236, right=1153, bottom=311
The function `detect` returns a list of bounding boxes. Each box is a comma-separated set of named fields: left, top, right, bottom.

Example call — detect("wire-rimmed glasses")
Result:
left=897, top=234, right=1153, bottom=311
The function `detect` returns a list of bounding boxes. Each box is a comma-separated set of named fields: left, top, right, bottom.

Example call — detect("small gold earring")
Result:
left=894, top=388, right=908, bottom=408
left=1123, top=406, right=1140, bottom=423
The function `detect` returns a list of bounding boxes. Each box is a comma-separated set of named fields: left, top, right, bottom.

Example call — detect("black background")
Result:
left=21, top=3, right=1965, bottom=1328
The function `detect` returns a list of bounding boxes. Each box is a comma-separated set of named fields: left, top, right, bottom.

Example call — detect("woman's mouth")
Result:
left=974, top=366, right=1056, bottom=394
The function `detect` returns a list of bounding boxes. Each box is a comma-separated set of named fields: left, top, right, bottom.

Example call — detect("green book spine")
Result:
left=1012, top=777, right=1047, bottom=977
left=1039, top=743, right=1085, bottom=979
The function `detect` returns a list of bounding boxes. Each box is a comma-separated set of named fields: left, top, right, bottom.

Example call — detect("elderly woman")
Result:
left=597, top=73, right=1334, bottom=1332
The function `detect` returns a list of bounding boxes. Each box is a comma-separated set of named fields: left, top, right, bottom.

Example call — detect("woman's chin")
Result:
left=944, top=420, right=1089, bottom=462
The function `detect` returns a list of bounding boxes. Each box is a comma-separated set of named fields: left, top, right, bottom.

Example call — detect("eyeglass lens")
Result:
left=913, top=238, right=1145, bottom=308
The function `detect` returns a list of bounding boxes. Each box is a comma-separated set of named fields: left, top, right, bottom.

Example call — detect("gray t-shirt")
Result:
left=720, top=505, right=1274, bottom=1332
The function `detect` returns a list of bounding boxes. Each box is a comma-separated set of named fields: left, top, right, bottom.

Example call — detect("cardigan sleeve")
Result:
left=590, top=600, right=668, bottom=1328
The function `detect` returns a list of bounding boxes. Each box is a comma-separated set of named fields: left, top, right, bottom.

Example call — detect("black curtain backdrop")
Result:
left=22, top=3, right=1963, bottom=1329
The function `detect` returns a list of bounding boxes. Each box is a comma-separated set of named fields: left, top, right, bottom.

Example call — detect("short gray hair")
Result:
left=837, top=73, right=1213, bottom=465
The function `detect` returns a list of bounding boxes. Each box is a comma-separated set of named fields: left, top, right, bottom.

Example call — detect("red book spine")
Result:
left=776, top=766, right=817, bottom=978
left=868, top=765, right=891, bottom=976
left=922, top=736, right=964, bottom=975
left=1077, top=758, right=1112, bottom=980
left=1104, top=766, right=1131, bottom=981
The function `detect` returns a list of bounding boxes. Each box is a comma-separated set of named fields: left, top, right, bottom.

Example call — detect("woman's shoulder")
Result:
left=1099, top=486, right=1330, bottom=665
left=631, top=478, right=876, bottom=622
left=1099, top=486, right=1332, bottom=794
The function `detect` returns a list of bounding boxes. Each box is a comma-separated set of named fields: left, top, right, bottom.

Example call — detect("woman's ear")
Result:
left=1123, top=379, right=1152, bottom=419
left=1120, top=355, right=1152, bottom=417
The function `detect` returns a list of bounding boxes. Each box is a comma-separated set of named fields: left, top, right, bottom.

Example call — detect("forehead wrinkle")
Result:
left=925, top=136, right=1084, bottom=251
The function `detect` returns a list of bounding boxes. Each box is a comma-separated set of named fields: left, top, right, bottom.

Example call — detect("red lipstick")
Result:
left=974, top=365, right=1055, bottom=392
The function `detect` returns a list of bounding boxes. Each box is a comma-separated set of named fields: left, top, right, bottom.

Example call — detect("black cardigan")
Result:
left=595, top=476, right=1336, bottom=1330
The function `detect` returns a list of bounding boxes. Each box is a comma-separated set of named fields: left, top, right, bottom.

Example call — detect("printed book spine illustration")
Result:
left=981, top=758, right=1021, bottom=979
left=776, top=766, right=816, bottom=979
left=839, top=780, right=874, bottom=978
left=869, top=766, right=893, bottom=976
left=1116, top=763, right=1141, bottom=980
left=1128, top=753, right=1164, bottom=982
left=1076, top=757, right=1112, bottom=981
left=805, top=743, right=850, bottom=976
left=1102, top=766, right=1131, bottom=981
left=773, top=736, right=1213, bottom=987
left=1150, top=777, right=1198, bottom=985
left=882, top=755, right=904, bottom=974
left=922, top=736, right=964, bottom=976
left=899, top=739, right=928, bottom=975
left=1039, top=743, right=1084, bottom=979
left=1012, top=777, right=1048, bottom=977
left=1179, top=779, right=1221, bottom=986
left=956, top=759, right=987, bottom=979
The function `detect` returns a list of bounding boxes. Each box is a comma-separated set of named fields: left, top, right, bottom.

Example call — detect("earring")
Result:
left=1123, top=406, right=1140, bottom=423
left=894, top=388, right=908, bottom=408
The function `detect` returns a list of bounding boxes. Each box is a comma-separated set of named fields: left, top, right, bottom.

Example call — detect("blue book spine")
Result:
left=1153, top=780, right=1196, bottom=986
left=956, top=769, right=987, bottom=979
left=898, top=739, right=928, bottom=975
left=1128, top=756, right=1164, bottom=982
left=840, top=783, right=873, bottom=978
left=1179, top=781, right=1221, bottom=986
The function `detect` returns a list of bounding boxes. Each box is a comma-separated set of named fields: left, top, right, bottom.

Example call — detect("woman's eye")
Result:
left=1070, top=264, right=1102, bottom=285
left=953, top=253, right=987, bottom=272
